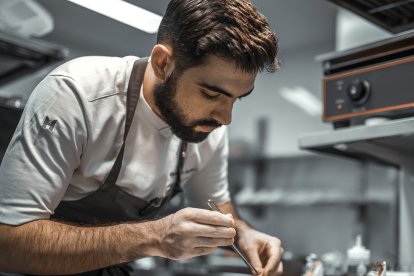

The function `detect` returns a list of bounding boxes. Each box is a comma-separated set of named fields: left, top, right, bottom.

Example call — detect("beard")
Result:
left=153, top=72, right=221, bottom=143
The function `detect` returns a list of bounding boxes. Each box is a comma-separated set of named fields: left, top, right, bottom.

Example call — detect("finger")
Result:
left=276, top=262, right=283, bottom=275
left=263, top=261, right=284, bottom=276
left=192, top=236, right=235, bottom=248
left=244, top=249, right=263, bottom=275
left=262, top=242, right=284, bottom=275
left=240, top=245, right=263, bottom=275
left=175, top=220, right=236, bottom=239
left=262, top=261, right=283, bottom=276
left=195, top=224, right=237, bottom=238
left=180, top=208, right=234, bottom=227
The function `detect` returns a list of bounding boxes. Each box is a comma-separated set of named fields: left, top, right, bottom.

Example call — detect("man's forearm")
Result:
left=0, top=219, right=162, bottom=275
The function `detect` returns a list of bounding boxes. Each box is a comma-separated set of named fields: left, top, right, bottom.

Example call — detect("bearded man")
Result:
left=0, top=0, right=283, bottom=275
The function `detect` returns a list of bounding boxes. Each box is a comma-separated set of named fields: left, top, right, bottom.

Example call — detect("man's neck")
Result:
left=143, top=62, right=163, bottom=120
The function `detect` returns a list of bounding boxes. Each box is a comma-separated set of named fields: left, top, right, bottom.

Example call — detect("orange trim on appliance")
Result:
left=323, top=79, right=328, bottom=119
left=324, top=102, right=414, bottom=122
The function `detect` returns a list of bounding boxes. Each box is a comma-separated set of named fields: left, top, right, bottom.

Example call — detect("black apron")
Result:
left=50, top=58, right=188, bottom=275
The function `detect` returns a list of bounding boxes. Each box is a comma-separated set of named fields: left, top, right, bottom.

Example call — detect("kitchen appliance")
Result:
left=328, top=0, right=414, bottom=34
left=321, top=30, right=414, bottom=128
left=322, top=0, right=414, bottom=128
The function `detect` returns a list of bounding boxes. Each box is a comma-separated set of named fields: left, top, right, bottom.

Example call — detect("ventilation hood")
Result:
left=0, top=31, right=68, bottom=86
left=328, top=0, right=414, bottom=34
left=0, top=0, right=68, bottom=87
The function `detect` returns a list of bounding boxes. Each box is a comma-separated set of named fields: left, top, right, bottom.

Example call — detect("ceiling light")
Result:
left=67, top=0, right=162, bottom=34
left=280, top=86, right=322, bottom=116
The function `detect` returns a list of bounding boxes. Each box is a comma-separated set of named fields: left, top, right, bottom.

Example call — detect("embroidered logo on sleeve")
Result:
left=42, top=116, right=57, bottom=131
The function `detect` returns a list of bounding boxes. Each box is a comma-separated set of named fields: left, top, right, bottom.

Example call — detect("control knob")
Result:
left=347, top=79, right=370, bottom=105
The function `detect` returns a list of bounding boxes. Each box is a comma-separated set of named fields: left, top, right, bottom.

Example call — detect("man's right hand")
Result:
left=154, top=207, right=236, bottom=260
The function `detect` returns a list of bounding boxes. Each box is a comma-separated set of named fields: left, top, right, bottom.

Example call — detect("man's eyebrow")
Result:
left=197, top=82, right=254, bottom=98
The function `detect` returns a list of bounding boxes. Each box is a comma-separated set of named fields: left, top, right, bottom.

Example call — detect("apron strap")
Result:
left=103, top=58, right=148, bottom=189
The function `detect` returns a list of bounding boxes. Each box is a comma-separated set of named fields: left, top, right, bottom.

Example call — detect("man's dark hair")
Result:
left=157, top=0, right=279, bottom=74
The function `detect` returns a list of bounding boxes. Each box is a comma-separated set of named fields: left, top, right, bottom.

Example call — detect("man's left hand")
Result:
left=235, top=222, right=283, bottom=276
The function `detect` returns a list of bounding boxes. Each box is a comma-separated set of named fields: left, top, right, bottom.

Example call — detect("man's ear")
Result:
left=150, top=44, right=174, bottom=81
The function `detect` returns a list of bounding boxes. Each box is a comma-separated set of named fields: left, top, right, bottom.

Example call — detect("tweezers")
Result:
left=207, top=199, right=259, bottom=275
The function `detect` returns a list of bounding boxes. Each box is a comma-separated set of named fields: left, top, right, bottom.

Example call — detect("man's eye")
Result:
left=202, top=91, right=219, bottom=100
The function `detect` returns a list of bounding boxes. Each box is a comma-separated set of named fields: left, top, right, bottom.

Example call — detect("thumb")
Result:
left=245, top=251, right=263, bottom=275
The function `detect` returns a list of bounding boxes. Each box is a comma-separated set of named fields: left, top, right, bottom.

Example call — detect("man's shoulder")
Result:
left=47, top=56, right=140, bottom=101
left=51, top=56, right=138, bottom=75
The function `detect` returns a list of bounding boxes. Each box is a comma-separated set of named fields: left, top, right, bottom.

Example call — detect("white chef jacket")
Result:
left=0, top=56, right=230, bottom=226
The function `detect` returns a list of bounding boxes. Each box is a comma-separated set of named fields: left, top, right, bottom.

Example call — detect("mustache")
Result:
left=190, top=119, right=222, bottom=128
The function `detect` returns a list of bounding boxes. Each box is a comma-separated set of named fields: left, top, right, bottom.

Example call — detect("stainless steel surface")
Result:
left=299, top=117, right=414, bottom=156
left=207, top=199, right=259, bottom=275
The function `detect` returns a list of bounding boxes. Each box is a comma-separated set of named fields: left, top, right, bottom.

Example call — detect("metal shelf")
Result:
left=234, top=189, right=393, bottom=207
left=298, top=117, right=414, bottom=271
left=299, top=117, right=414, bottom=167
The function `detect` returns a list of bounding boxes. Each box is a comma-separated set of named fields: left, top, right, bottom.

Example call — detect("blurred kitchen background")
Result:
left=1, top=0, right=413, bottom=275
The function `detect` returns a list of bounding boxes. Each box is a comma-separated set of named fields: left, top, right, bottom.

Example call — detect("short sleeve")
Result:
left=183, top=129, right=231, bottom=208
left=0, top=75, right=87, bottom=225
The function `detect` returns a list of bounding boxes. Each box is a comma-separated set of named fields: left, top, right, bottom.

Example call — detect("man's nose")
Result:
left=213, top=101, right=233, bottom=125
